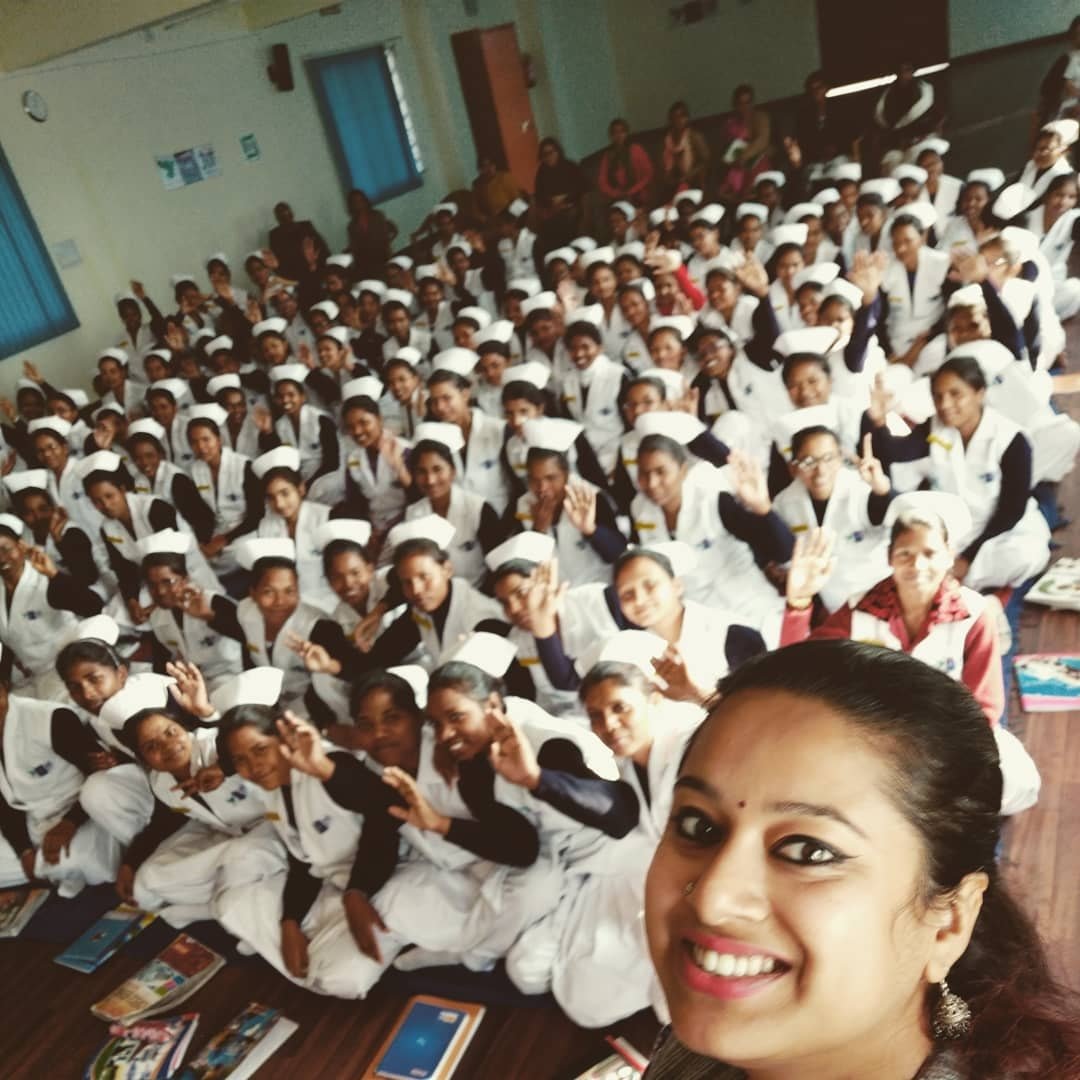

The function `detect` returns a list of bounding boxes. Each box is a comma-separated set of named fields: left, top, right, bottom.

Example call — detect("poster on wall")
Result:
left=155, top=154, right=185, bottom=191
left=196, top=144, right=222, bottom=178
left=174, top=149, right=203, bottom=186
left=240, top=133, right=261, bottom=162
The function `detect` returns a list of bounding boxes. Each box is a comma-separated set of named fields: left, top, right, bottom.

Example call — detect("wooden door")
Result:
left=451, top=23, right=539, bottom=193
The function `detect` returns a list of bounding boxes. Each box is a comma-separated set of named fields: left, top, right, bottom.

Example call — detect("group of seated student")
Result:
left=0, top=90, right=1074, bottom=1032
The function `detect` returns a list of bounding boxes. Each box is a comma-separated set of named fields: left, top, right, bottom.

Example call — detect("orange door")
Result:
left=452, top=23, right=540, bottom=193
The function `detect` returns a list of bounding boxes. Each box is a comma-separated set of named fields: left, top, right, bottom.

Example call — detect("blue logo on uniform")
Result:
left=310, top=441, right=320, bottom=450
left=313, top=816, right=331, bottom=834
left=24, top=610, right=41, bottom=621
left=200, top=636, right=216, bottom=648
left=482, top=459, right=495, bottom=469
left=576, top=539, right=587, bottom=549
left=599, top=407, right=613, bottom=416
left=980, top=472, right=994, bottom=483
left=29, top=761, right=52, bottom=778
left=461, top=540, right=476, bottom=552
left=227, top=785, right=248, bottom=803
left=849, top=531, right=864, bottom=543
left=227, top=493, right=241, bottom=502
left=698, top=539, right=713, bottom=550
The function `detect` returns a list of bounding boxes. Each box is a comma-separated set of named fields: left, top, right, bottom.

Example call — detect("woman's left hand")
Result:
left=561, top=483, right=597, bottom=537
left=488, top=715, right=541, bottom=790
left=277, top=712, right=335, bottom=781
left=41, top=819, right=77, bottom=865
left=285, top=633, right=343, bottom=676
left=729, top=449, right=771, bottom=514
left=652, top=644, right=707, bottom=705
left=166, top=660, right=214, bottom=719
left=854, top=433, right=891, bottom=495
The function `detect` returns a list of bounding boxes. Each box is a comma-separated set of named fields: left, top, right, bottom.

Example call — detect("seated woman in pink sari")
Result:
left=718, top=83, right=774, bottom=202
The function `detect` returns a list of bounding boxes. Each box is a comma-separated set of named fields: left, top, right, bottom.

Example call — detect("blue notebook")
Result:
left=371, top=996, right=484, bottom=1080
left=55, top=904, right=155, bottom=973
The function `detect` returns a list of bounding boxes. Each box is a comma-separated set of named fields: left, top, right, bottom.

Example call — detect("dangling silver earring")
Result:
left=932, top=977, right=972, bottom=1040
left=683, top=880, right=696, bottom=897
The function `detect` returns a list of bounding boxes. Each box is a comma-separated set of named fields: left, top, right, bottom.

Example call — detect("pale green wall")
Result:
left=603, top=0, right=821, bottom=132
left=950, top=0, right=1074, bottom=56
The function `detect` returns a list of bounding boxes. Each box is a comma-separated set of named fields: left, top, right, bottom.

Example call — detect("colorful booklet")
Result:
left=1026, top=558, right=1080, bottom=612
left=363, top=995, right=485, bottom=1080
left=573, top=1037, right=649, bottom=1079
left=1014, top=654, right=1080, bottom=712
left=56, top=904, right=157, bottom=973
left=176, top=1002, right=297, bottom=1080
left=0, top=886, right=48, bottom=938
left=84, top=1013, right=200, bottom=1080
left=91, top=935, right=225, bottom=1024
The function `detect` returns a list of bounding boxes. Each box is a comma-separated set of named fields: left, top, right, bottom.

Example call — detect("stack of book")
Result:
left=1026, top=558, right=1080, bottom=613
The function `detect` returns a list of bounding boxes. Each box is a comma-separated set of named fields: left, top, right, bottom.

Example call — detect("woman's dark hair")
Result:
left=501, top=381, right=547, bottom=407
left=260, top=466, right=303, bottom=492
left=692, top=640, right=1080, bottom=1079
left=186, top=417, right=221, bottom=438
left=350, top=669, right=423, bottom=724
left=732, top=83, right=754, bottom=103
left=563, top=321, right=603, bottom=346
left=490, top=558, right=539, bottom=587
left=609, top=116, right=630, bottom=135
left=426, top=370, right=470, bottom=393
left=767, top=243, right=805, bottom=280
left=818, top=293, right=856, bottom=320
left=342, top=395, right=381, bottom=418
left=638, top=432, right=688, bottom=464
left=891, top=213, right=926, bottom=235
left=791, top=424, right=840, bottom=460
left=856, top=192, right=886, bottom=211
left=428, top=660, right=504, bottom=704
left=932, top=355, right=987, bottom=394
left=382, top=299, right=410, bottom=318
left=127, top=431, right=166, bottom=455
left=1045, top=171, right=1078, bottom=198
left=216, top=703, right=279, bottom=773
left=668, top=99, right=690, bottom=120
left=251, top=556, right=298, bottom=588
left=619, top=280, right=653, bottom=301
left=119, top=707, right=190, bottom=757
left=782, top=352, right=831, bottom=386
left=525, top=447, right=569, bottom=474
left=82, top=464, right=134, bottom=496
left=11, top=487, right=52, bottom=516
left=142, top=552, right=188, bottom=577
left=394, top=537, right=451, bottom=568
left=647, top=324, right=686, bottom=347
left=628, top=374, right=670, bottom=401
left=613, top=546, right=676, bottom=581
left=538, top=136, right=566, bottom=162
left=322, top=537, right=371, bottom=579
left=579, top=659, right=654, bottom=702
left=412, top=439, right=457, bottom=468
left=56, top=638, right=124, bottom=681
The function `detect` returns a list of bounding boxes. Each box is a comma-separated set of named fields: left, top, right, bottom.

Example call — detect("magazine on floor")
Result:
left=0, top=887, right=48, bottom=938
left=56, top=903, right=157, bottom=973
left=91, top=935, right=225, bottom=1023
left=1026, top=558, right=1080, bottom=612
left=1014, top=653, right=1080, bottom=712
left=176, top=1001, right=297, bottom=1080
left=84, top=1013, right=199, bottom=1080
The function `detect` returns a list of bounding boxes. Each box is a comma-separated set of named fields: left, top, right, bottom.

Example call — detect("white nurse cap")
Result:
left=252, top=446, right=301, bottom=478
left=484, top=530, right=556, bottom=572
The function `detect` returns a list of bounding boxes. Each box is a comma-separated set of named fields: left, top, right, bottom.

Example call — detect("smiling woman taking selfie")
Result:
left=643, top=640, right=1080, bottom=1080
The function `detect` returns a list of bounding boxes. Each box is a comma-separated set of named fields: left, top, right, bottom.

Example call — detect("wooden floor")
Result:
left=3, top=379, right=1078, bottom=1080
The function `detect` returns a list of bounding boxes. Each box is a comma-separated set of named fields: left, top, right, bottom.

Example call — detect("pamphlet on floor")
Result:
left=91, top=935, right=224, bottom=1023
left=1014, top=654, right=1080, bottom=712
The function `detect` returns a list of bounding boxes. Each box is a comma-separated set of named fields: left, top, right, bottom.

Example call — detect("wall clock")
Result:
left=22, top=90, right=48, bottom=123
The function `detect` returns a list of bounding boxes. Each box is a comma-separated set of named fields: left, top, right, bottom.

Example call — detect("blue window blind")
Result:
left=0, top=144, right=78, bottom=360
left=308, top=46, right=424, bottom=204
